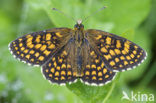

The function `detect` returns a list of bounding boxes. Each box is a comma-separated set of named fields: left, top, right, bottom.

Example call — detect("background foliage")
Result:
left=0, top=0, right=155, bottom=103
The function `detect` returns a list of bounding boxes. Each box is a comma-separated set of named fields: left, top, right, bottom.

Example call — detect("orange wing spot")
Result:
left=46, top=33, right=51, bottom=41
left=122, top=50, right=127, bottom=55
left=134, top=45, right=138, bottom=49
left=21, top=53, right=24, bottom=57
left=120, top=56, right=125, bottom=60
left=40, top=45, right=47, bottom=51
left=124, top=48, right=129, bottom=53
left=55, top=71, right=59, bottom=76
left=28, top=44, right=34, bottom=48
left=67, top=71, right=72, bottom=75
left=130, top=61, right=133, bottom=64
left=106, top=36, right=111, bottom=45
left=92, top=71, right=96, bottom=75
left=38, top=56, right=44, bottom=61
left=35, top=44, right=42, bottom=49
left=125, top=41, right=130, bottom=49
left=35, top=35, right=41, bottom=43
left=19, top=43, right=23, bottom=47
left=35, top=52, right=40, bottom=57
left=124, top=61, right=128, bottom=65
left=26, top=55, right=30, bottom=59
left=100, top=39, right=104, bottom=42
left=101, top=62, right=105, bottom=68
left=114, top=49, right=121, bottom=55
left=135, top=59, right=138, bottom=62
left=45, top=69, right=49, bottom=73
left=115, top=58, right=120, bottom=62
left=119, top=64, right=123, bottom=67
left=90, top=51, right=95, bottom=56
left=15, top=47, right=18, bottom=50
left=86, top=65, right=90, bottom=69
left=61, top=76, right=65, bottom=80
left=17, top=51, right=20, bottom=54
left=95, top=35, right=102, bottom=40
left=133, top=50, right=137, bottom=54
left=85, top=71, right=90, bottom=75
left=56, top=32, right=62, bottom=37
left=73, top=72, right=77, bottom=76
left=109, top=50, right=115, bottom=56
left=98, top=72, right=102, bottom=76
left=51, top=68, right=55, bottom=73
left=48, top=44, right=55, bottom=49
left=61, top=71, right=66, bottom=75
left=48, top=63, right=51, bottom=67
left=63, top=51, right=67, bottom=55
left=52, top=57, right=55, bottom=61
left=104, top=68, right=108, bottom=74
left=46, top=41, right=51, bottom=45
left=110, top=61, right=115, bottom=66
left=116, top=40, right=121, bottom=48
left=126, top=56, right=131, bottom=60
left=26, top=34, right=32, bottom=38
left=92, top=76, right=96, bottom=80
left=130, top=54, right=135, bottom=58
left=24, top=49, right=29, bottom=53
left=99, top=78, right=103, bottom=81
left=56, top=66, right=60, bottom=70
left=101, top=47, right=107, bottom=53
left=97, top=66, right=101, bottom=71
left=58, top=58, right=63, bottom=63
left=26, top=42, right=32, bottom=46
left=27, top=37, right=33, bottom=42
left=91, top=64, right=96, bottom=69
left=104, top=54, right=111, bottom=60
left=43, top=50, right=50, bottom=56
left=137, top=55, right=140, bottom=58
left=54, top=77, right=58, bottom=80
left=95, top=59, right=99, bottom=63
left=105, top=75, right=109, bottom=78
left=67, top=64, right=71, bottom=69
left=30, top=50, right=35, bottom=54
left=49, top=74, right=52, bottom=77
left=21, top=47, right=25, bottom=51
left=30, top=58, right=34, bottom=62
left=18, top=38, right=23, bottom=42
left=53, top=62, right=57, bottom=67
left=61, top=64, right=66, bottom=68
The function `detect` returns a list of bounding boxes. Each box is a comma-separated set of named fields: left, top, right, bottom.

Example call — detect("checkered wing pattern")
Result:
left=9, top=28, right=72, bottom=66
left=42, top=39, right=77, bottom=85
left=80, top=41, right=116, bottom=85
left=86, top=29, right=147, bottom=72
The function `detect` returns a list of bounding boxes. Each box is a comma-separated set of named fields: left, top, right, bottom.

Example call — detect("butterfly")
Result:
left=8, top=19, right=147, bottom=86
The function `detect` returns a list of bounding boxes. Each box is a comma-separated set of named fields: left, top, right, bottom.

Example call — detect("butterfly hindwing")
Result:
left=80, top=40, right=116, bottom=86
left=86, top=29, right=147, bottom=72
left=42, top=39, right=77, bottom=85
left=9, top=28, right=72, bottom=66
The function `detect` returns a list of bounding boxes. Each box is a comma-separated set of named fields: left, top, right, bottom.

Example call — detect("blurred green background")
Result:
left=0, top=0, right=156, bottom=103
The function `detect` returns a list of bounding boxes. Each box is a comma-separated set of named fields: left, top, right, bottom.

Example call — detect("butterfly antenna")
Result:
left=52, top=8, right=76, bottom=22
left=82, top=6, right=107, bottom=23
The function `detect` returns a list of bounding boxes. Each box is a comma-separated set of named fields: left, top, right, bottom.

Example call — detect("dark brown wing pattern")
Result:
left=86, top=29, right=147, bottom=72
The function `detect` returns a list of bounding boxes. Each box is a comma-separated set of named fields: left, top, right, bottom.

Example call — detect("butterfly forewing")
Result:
left=9, top=28, right=72, bottom=66
left=80, top=40, right=116, bottom=85
left=86, top=29, right=147, bottom=72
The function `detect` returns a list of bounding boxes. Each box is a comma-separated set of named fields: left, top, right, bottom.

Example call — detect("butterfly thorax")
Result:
left=74, top=23, right=85, bottom=47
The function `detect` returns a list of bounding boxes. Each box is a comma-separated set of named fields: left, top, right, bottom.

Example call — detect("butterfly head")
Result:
left=74, top=19, right=84, bottom=30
